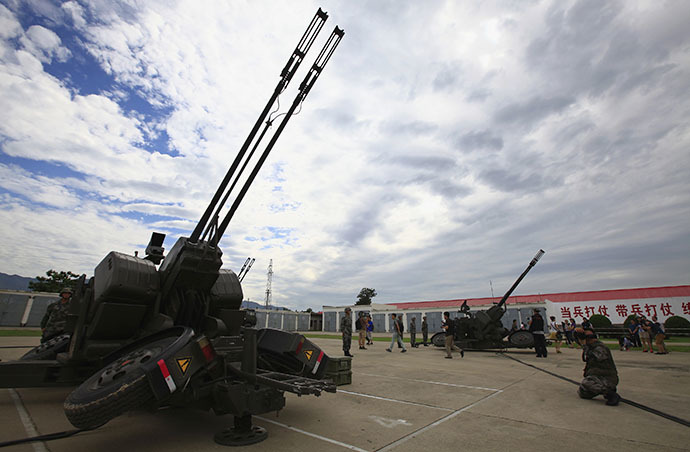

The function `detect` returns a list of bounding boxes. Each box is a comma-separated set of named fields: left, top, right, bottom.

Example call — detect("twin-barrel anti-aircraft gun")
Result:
left=0, top=9, right=343, bottom=446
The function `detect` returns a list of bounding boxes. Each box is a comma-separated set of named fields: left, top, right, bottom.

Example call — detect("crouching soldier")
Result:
left=574, top=327, right=620, bottom=406
left=40, top=287, right=72, bottom=343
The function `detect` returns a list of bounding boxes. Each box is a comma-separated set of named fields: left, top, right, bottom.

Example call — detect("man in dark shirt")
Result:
left=529, top=309, right=547, bottom=357
left=442, top=312, right=463, bottom=359
left=627, top=317, right=641, bottom=348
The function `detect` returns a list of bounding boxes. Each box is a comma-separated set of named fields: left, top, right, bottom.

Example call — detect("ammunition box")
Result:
left=210, top=269, right=243, bottom=311
left=325, top=356, right=351, bottom=373
left=325, top=370, right=352, bottom=386
left=94, top=252, right=159, bottom=304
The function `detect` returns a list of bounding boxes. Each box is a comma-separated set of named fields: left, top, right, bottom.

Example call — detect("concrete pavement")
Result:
left=1, top=336, right=689, bottom=451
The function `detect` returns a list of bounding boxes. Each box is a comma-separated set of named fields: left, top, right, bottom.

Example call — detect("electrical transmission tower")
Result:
left=265, top=259, right=273, bottom=308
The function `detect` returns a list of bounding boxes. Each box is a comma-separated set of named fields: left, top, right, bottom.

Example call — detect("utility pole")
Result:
left=265, top=259, right=273, bottom=309
left=490, top=280, right=494, bottom=298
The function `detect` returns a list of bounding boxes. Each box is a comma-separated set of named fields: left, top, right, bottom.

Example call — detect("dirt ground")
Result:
left=1, top=336, right=689, bottom=452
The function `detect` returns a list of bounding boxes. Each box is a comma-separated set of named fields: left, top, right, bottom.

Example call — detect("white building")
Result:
left=322, top=285, right=690, bottom=333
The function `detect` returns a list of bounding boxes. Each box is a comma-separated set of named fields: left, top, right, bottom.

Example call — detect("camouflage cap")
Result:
left=60, top=287, right=73, bottom=295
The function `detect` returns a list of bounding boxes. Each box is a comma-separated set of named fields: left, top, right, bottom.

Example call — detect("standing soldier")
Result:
left=409, top=317, right=417, bottom=348
left=340, top=307, right=353, bottom=357
left=574, top=327, right=620, bottom=406
left=422, top=315, right=429, bottom=346
left=40, top=287, right=73, bottom=343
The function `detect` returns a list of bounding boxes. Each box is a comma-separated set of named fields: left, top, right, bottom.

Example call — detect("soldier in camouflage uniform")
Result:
left=40, top=287, right=72, bottom=343
left=340, top=307, right=353, bottom=357
left=574, top=327, right=620, bottom=406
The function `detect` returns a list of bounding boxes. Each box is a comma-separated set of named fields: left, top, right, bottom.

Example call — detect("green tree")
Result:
left=664, top=315, right=690, bottom=329
left=589, top=314, right=612, bottom=329
left=28, top=270, right=81, bottom=293
left=356, top=288, right=377, bottom=306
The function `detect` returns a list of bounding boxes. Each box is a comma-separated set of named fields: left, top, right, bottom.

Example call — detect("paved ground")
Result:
left=1, top=336, right=689, bottom=452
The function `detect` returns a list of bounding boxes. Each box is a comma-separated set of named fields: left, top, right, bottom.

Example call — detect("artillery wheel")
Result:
left=430, top=332, right=446, bottom=347
left=508, top=330, right=535, bottom=348
left=64, top=334, right=179, bottom=429
left=20, top=334, right=70, bottom=360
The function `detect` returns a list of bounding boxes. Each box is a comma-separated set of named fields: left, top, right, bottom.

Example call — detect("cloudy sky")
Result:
left=1, top=0, right=688, bottom=310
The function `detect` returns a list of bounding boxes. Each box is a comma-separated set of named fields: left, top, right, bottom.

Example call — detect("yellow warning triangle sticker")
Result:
left=305, top=350, right=313, bottom=360
left=176, top=357, right=191, bottom=375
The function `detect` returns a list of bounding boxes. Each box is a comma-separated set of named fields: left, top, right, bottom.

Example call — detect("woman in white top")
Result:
left=549, top=316, right=562, bottom=353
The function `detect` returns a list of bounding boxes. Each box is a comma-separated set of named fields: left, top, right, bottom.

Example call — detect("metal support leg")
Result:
left=214, top=414, right=268, bottom=446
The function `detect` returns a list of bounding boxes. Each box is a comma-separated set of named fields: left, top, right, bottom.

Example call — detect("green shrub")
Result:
left=623, top=314, right=639, bottom=328
left=664, top=316, right=690, bottom=329
left=589, top=314, right=612, bottom=329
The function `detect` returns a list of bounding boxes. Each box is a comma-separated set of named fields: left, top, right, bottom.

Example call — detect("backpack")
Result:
left=355, top=318, right=361, bottom=330
left=398, top=318, right=404, bottom=333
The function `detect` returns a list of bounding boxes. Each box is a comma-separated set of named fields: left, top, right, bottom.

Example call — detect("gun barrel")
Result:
left=190, top=9, right=329, bottom=243
left=496, top=249, right=545, bottom=309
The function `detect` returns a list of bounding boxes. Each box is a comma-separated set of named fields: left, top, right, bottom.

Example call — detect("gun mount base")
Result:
left=214, top=415, right=268, bottom=446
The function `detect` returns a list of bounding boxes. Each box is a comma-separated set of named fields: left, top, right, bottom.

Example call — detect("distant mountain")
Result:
left=0, top=272, right=35, bottom=291
left=241, top=300, right=289, bottom=311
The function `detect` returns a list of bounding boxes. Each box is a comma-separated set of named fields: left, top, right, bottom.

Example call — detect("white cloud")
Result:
left=0, top=1, right=688, bottom=311
left=21, top=25, right=71, bottom=63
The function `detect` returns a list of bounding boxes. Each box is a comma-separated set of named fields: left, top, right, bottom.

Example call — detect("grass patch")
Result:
left=0, top=330, right=42, bottom=337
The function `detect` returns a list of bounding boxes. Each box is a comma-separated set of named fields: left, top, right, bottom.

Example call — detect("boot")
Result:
left=604, top=391, right=620, bottom=406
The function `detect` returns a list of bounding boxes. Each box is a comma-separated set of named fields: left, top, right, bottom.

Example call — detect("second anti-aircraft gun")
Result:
left=0, top=9, right=343, bottom=446
left=431, top=250, right=545, bottom=350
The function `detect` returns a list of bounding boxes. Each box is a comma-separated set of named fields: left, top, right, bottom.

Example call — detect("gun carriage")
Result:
left=0, top=9, right=344, bottom=446
left=431, top=250, right=545, bottom=350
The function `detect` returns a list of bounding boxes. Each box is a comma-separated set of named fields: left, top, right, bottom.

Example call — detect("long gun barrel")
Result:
left=212, top=26, right=344, bottom=243
left=190, top=8, right=329, bottom=244
left=496, top=249, right=545, bottom=310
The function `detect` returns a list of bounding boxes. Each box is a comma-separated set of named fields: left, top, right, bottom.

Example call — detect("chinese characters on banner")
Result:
left=544, top=299, right=690, bottom=324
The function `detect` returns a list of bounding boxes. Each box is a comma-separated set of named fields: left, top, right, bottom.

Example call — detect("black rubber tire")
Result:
left=508, top=330, right=535, bottom=348
left=64, top=335, right=177, bottom=429
left=431, top=332, right=446, bottom=347
left=20, top=334, right=70, bottom=360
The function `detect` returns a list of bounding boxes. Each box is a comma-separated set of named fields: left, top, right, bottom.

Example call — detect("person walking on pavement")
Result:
left=366, top=315, right=374, bottom=345
left=386, top=313, right=406, bottom=353
left=340, top=307, right=353, bottom=357
left=442, top=311, right=463, bottom=359
left=410, top=317, right=417, bottom=348
left=422, top=316, right=429, bottom=346
left=529, top=309, right=547, bottom=357
left=396, top=314, right=405, bottom=348
left=40, top=287, right=73, bottom=343
left=574, top=327, right=620, bottom=406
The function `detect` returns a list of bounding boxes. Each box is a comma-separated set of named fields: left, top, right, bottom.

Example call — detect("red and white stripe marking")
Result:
left=157, top=359, right=177, bottom=393
left=311, top=351, right=324, bottom=374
